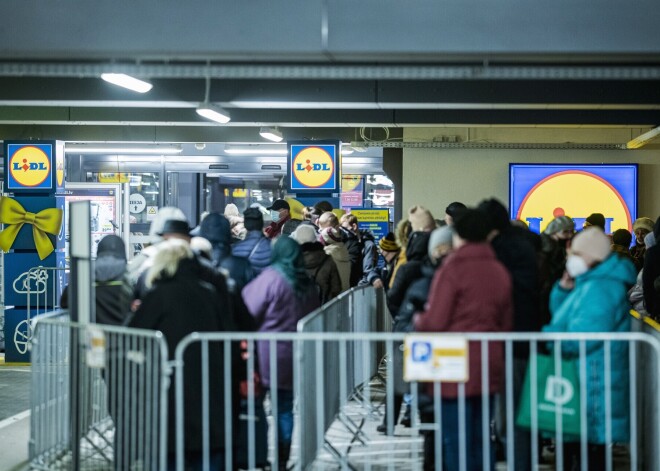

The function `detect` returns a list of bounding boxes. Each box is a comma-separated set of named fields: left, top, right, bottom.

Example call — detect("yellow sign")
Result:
left=98, top=172, right=130, bottom=183
left=349, top=209, right=389, bottom=223
left=517, top=171, right=632, bottom=233
left=292, top=147, right=334, bottom=188
left=56, top=149, right=64, bottom=187
left=9, top=146, right=51, bottom=188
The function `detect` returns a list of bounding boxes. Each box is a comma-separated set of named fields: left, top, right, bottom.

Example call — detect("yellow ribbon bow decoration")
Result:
left=0, top=197, right=63, bottom=260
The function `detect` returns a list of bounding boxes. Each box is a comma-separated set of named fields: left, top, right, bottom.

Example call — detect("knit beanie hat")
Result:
left=291, top=224, right=318, bottom=245
left=633, top=217, right=654, bottom=234
left=544, top=216, right=575, bottom=235
left=408, top=205, right=436, bottom=232
left=320, top=226, right=342, bottom=246
left=571, top=227, right=611, bottom=262
left=584, top=213, right=606, bottom=230
left=428, top=226, right=453, bottom=259
left=379, top=232, right=400, bottom=252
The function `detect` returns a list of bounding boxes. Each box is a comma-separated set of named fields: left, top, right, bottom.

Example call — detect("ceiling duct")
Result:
left=350, top=141, right=625, bottom=150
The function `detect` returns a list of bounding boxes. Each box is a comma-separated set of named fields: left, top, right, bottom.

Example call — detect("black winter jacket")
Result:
left=129, top=261, right=241, bottom=456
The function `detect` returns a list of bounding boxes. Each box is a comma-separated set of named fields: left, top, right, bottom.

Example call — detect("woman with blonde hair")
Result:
left=129, top=239, right=239, bottom=470
left=389, top=218, right=412, bottom=288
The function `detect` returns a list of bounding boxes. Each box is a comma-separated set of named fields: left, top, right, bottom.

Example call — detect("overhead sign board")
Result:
left=5, top=142, right=59, bottom=193
left=510, top=164, right=637, bottom=234
left=288, top=140, right=340, bottom=193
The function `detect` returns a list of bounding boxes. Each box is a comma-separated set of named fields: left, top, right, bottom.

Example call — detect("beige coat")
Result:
left=323, top=243, right=351, bottom=291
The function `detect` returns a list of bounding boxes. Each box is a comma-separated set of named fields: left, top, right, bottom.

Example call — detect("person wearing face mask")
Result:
left=264, top=199, right=292, bottom=239
left=543, top=227, right=636, bottom=470
left=630, top=217, right=654, bottom=271
left=642, top=216, right=660, bottom=320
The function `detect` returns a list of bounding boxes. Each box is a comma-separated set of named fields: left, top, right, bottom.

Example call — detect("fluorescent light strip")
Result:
left=196, top=103, right=231, bottom=124
left=101, top=73, right=153, bottom=93
left=259, top=127, right=284, bottom=142
left=626, top=126, right=660, bottom=149
left=225, top=145, right=288, bottom=155
left=66, top=145, right=182, bottom=154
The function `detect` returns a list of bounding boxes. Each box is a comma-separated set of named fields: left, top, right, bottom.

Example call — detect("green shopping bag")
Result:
left=516, top=353, right=581, bottom=436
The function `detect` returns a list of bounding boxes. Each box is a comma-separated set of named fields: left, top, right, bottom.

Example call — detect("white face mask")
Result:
left=271, top=210, right=281, bottom=223
left=565, top=254, right=589, bottom=278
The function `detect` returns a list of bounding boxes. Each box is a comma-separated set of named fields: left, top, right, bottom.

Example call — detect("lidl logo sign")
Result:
left=288, top=141, right=339, bottom=192
left=7, top=144, right=53, bottom=191
left=510, top=164, right=637, bottom=234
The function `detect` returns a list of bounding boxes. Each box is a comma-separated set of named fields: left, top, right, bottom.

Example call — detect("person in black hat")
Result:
left=158, top=219, right=193, bottom=240
left=583, top=212, right=606, bottom=232
left=264, top=199, right=291, bottom=239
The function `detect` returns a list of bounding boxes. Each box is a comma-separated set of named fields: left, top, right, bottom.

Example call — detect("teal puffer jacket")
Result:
left=543, top=253, right=636, bottom=444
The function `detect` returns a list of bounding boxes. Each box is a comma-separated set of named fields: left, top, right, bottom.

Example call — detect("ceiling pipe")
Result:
left=2, top=63, right=660, bottom=80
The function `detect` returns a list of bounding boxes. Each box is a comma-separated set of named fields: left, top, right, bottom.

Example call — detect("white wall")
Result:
left=401, top=127, right=660, bottom=221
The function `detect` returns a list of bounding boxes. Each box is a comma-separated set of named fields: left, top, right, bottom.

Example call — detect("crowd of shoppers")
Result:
left=69, top=194, right=660, bottom=471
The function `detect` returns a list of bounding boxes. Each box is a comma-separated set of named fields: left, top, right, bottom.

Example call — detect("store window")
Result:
left=87, top=172, right=160, bottom=224
left=204, top=174, right=282, bottom=214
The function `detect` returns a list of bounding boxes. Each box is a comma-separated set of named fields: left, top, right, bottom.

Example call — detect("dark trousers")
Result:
left=421, top=395, right=495, bottom=471
left=562, top=443, right=606, bottom=471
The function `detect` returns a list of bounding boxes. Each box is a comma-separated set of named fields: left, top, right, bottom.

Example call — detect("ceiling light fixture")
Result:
left=196, top=74, right=231, bottom=124
left=259, top=127, right=284, bottom=142
left=100, top=73, right=153, bottom=93
left=626, top=125, right=660, bottom=149
left=224, top=144, right=288, bottom=155
left=65, top=144, right=183, bottom=154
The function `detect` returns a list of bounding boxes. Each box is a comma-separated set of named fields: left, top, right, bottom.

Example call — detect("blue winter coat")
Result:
left=542, top=253, right=636, bottom=444
left=232, top=230, right=272, bottom=274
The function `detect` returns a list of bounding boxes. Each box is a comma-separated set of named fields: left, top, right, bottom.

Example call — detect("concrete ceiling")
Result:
left=1, top=0, right=660, bottom=145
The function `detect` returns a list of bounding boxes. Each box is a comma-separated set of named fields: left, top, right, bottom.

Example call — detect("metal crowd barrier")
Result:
left=171, top=330, right=660, bottom=471
left=631, top=311, right=660, bottom=471
left=296, top=286, right=390, bottom=469
left=29, top=317, right=169, bottom=470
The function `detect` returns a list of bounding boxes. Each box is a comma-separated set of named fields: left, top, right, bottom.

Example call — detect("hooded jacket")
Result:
left=543, top=253, right=636, bottom=443
left=129, top=258, right=240, bottom=455
left=94, top=242, right=133, bottom=325
left=300, top=242, right=342, bottom=303
left=387, top=232, right=430, bottom=318
left=60, top=235, right=133, bottom=326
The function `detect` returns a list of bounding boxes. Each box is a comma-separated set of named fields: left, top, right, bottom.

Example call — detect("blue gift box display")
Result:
left=3, top=308, right=49, bottom=363
left=4, top=251, right=67, bottom=308
left=4, top=195, right=65, bottom=252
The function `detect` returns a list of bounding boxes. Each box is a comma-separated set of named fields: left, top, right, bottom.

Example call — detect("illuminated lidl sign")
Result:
left=510, top=164, right=637, bottom=234
left=288, top=141, right=340, bottom=193
left=5, top=142, right=57, bottom=193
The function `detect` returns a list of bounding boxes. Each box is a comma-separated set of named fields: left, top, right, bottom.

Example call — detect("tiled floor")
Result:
left=0, top=361, right=31, bottom=471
